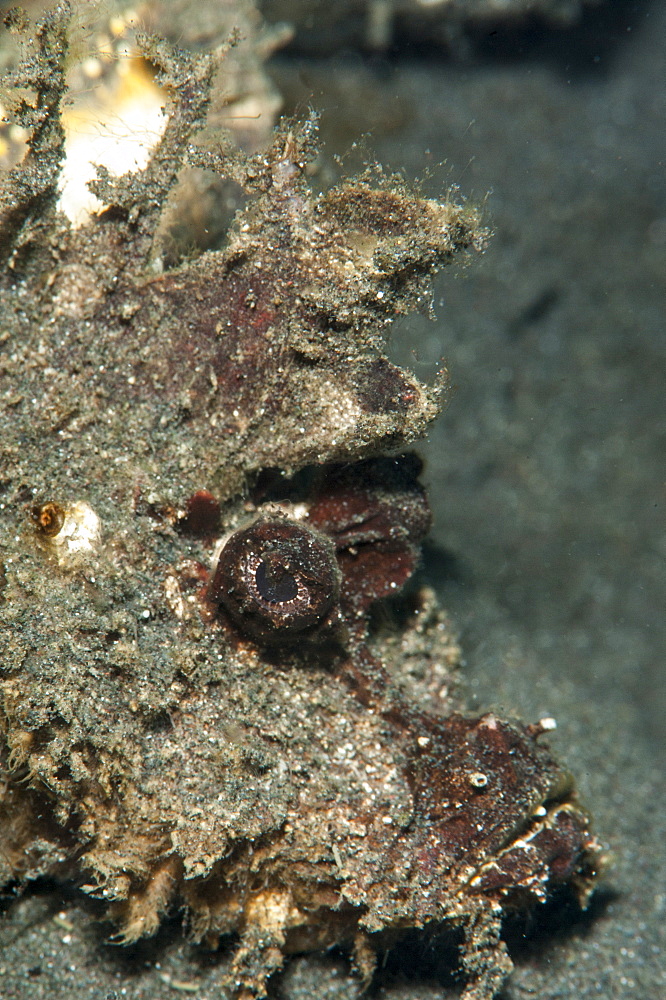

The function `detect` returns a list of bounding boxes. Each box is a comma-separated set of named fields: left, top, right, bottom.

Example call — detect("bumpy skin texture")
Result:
left=0, top=8, right=603, bottom=1000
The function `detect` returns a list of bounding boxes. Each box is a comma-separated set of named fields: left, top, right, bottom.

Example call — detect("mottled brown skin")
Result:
left=0, top=10, right=604, bottom=1000
left=308, top=455, right=430, bottom=613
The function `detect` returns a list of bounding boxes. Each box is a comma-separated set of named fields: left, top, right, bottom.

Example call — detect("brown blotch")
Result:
left=355, top=358, right=418, bottom=415
left=179, top=490, right=221, bottom=540
left=30, top=501, right=65, bottom=537
left=308, top=455, right=430, bottom=614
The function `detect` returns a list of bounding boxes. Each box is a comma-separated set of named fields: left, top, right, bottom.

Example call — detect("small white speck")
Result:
left=468, top=771, right=489, bottom=789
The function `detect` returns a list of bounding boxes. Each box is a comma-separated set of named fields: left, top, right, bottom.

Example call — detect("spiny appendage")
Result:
left=226, top=925, right=286, bottom=1000
left=111, top=857, right=182, bottom=943
left=0, top=4, right=70, bottom=264
left=460, top=903, right=513, bottom=1000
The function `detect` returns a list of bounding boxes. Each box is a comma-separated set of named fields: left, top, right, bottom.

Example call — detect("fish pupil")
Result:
left=256, top=558, right=298, bottom=604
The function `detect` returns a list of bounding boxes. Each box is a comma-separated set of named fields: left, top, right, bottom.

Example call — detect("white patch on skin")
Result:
left=164, top=574, right=185, bottom=619
left=58, top=58, right=166, bottom=226
left=318, top=382, right=362, bottom=446
left=49, top=501, right=101, bottom=567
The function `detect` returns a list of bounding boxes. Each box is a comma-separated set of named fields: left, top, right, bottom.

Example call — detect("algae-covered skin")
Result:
left=0, top=7, right=604, bottom=999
